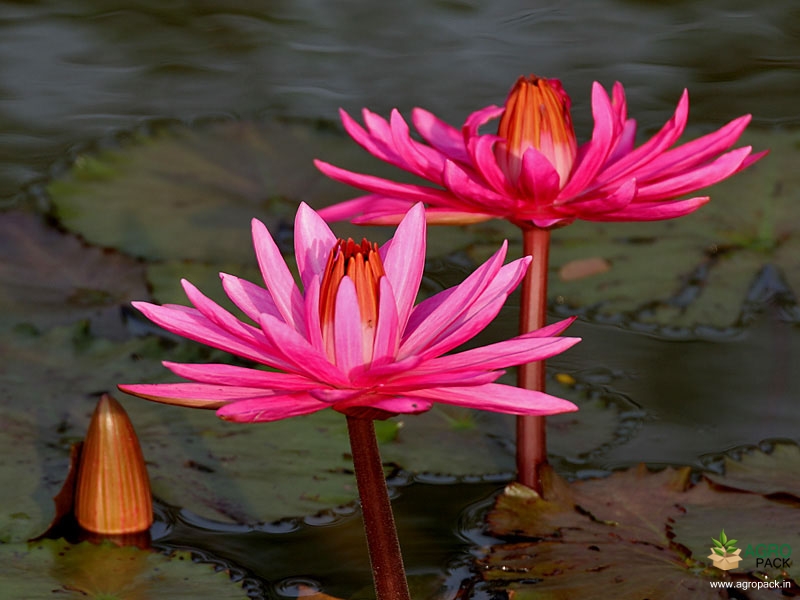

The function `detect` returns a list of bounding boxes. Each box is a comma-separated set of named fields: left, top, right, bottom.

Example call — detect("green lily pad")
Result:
left=0, top=324, right=358, bottom=527
left=46, top=119, right=400, bottom=263
left=0, top=412, right=55, bottom=543
left=145, top=260, right=263, bottom=312
left=480, top=460, right=797, bottom=598
left=0, top=540, right=249, bottom=599
left=0, top=210, right=147, bottom=337
left=461, top=129, right=798, bottom=332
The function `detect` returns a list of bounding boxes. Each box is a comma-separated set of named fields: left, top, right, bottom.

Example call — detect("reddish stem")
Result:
left=346, top=416, right=410, bottom=600
left=516, top=227, right=551, bottom=493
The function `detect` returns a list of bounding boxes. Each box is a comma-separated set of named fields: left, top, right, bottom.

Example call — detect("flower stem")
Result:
left=516, top=227, right=551, bottom=493
left=346, top=416, right=410, bottom=600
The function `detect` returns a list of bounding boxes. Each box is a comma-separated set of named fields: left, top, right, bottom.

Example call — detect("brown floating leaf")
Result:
left=558, top=256, right=612, bottom=281
left=480, top=465, right=757, bottom=599
left=0, top=210, right=147, bottom=337
left=74, top=394, right=153, bottom=534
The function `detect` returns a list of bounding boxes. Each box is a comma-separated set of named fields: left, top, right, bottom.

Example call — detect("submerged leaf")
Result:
left=0, top=540, right=249, bottom=599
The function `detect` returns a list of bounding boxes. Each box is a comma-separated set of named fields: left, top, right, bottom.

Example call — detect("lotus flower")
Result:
left=314, top=75, right=765, bottom=228
left=119, top=203, right=579, bottom=422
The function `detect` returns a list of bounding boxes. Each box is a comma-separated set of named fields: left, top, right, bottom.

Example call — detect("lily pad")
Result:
left=704, top=444, right=800, bottom=498
left=0, top=540, right=248, bottom=599
left=46, top=119, right=400, bottom=263
left=0, top=210, right=147, bottom=337
left=462, top=129, right=799, bottom=332
left=480, top=461, right=797, bottom=598
left=670, top=480, right=800, bottom=581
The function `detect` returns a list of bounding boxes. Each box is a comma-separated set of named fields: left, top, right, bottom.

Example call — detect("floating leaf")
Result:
left=670, top=480, right=800, bottom=580
left=705, top=444, right=800, bottom=498
left=0, top=540, right=249, bottom=599
left=47, top=120, right=403, bottom=263
left=480, top=461, right=796, bottom=598
left=0, top=211, right=147, bottom=337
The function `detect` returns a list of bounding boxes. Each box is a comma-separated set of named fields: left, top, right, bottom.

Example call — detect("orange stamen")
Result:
left=319, top=238, right=385, bottom=364
left=496, top=75, right=577, bottom=187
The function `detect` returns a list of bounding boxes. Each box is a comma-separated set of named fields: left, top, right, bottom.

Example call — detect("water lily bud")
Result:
left=74, top=394, right=152, bottom=534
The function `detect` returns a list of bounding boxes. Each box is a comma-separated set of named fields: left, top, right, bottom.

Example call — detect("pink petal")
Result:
left=417, top=208, right=496, bottom=224
left=462, top=105, right=504, bottom=139
left=400, top=242, right=508, bottom=356
left=558, top=82, right=618, bottom=199
left=162, top=361, right=316, bottom=390
left=414, top=333, right=580, bottom=373
left=564, top=178, right=637, bottom=215
left=596, top=89, right=690, bottom=182
left=316, top=195, right=413, bottom=223
left=412, top=383, right=578, bottom=415
left=583, top=196, right=710, bottom=221
left=216, top=393, right=326, bottom=423
left=220, top=273, right=283, bottom=324
left=132, top=301, right=285, bottom=367
left=442, top=159, right=512, bottom=210
left=258, top=312, right=348, bottom=386
left=333, top=277, right=365, bottom=373
left=634, top=146, right=751, bottom=201
left=359, top=397, right=433, bottom=415
left=381, top=369, right=502, bottom=391
left=412, top=107, right=470, bottom=164
left=339, top=108, right=399, bottom=165
left=314, top=159, right=456, bottom=204
left=389, top=109, right=447, bottom=182
left=371, top=276, right=400, bottom=367
left=303, top=275, right=325, bottom=350
left=251, top=219, right=305, bottom=334
left=468, top=135, right=516, bottom=196
left=379, top=202, right=426, bottom=330
left=294, top=202, right=337, bottom=290
left=518, top=148, right=562, bottom=203
left=605, top=118, right=637, bottom=165
left=182, top=279, right=268, bottom=346
left=118, top=382, right=265, bottom=408
left=415, top=256, right=532, bottom=359
left=632, top=115, right=752, bottom=182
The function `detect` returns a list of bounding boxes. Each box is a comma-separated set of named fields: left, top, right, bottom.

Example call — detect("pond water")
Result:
left=2, top=0, right=800, bottom=598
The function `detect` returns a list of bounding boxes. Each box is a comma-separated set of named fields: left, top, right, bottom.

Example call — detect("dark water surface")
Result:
left=3, top=0, right=800, bottom=597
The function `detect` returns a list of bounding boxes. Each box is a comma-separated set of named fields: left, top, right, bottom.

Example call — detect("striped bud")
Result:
left=74, top=394, right=152, bottom=534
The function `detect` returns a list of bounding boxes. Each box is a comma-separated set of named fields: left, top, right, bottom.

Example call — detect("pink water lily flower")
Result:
left=119, top=203, right=580, bottom=422
left=315, top=75, right=766, bottom=228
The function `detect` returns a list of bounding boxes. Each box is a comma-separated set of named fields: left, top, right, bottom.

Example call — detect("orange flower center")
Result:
left=319, top=238, right=385, bottom=363
left=496, top=75, right=577, bottom=188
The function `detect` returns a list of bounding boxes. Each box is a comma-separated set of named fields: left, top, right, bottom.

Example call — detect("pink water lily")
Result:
left=119, top=203, right=579, bottom=422
left=315, top=75, right=765, bottom=228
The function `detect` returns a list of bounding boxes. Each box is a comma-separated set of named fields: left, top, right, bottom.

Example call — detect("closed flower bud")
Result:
left=74, top=394, right=152, bottom=534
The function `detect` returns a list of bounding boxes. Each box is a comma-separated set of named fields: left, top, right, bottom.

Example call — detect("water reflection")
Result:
left=2, top=0, right=799, bottom=198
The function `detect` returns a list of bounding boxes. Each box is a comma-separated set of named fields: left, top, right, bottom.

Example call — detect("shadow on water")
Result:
left=154, top=481, right=506, bottom=598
